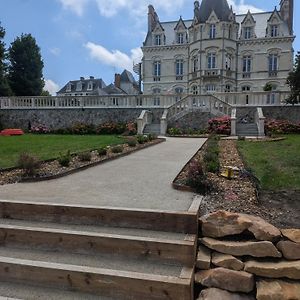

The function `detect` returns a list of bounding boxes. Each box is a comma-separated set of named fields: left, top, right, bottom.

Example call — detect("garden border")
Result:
left=172, top=139, right=209, bottom=193
left=19, top=138, right=165, bottom=183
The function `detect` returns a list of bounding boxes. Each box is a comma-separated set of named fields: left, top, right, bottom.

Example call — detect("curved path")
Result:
left=0, top=137, right=206, bottom=211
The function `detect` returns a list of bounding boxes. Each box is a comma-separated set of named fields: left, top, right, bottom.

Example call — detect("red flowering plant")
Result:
left=125, top=122, right=137, bottom=135
left=208, top=116, right=231, bottom=135
left=265, top=119, right=300, bottom=135
left=30, top=124, right=50, bottom=134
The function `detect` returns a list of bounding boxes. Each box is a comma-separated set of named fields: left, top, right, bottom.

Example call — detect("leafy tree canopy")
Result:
left=0, top=22, right=11, bottom=96
left=286, top=51, right=300, bottom=104
left=8, top=33, right=44, bottom=96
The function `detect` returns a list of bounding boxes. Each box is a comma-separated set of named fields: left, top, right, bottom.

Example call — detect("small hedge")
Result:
left=203, top=135, right=220, bottom=173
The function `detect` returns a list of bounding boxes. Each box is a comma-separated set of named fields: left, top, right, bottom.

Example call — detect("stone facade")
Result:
left=142, top=0, right=294, bottom=96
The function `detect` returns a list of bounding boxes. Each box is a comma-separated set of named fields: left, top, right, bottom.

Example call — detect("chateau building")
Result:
left=142, top=0, right=294, bottom=96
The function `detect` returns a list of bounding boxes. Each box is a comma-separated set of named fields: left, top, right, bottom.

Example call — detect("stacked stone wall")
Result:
left=196, top=210, right=300, bottom=300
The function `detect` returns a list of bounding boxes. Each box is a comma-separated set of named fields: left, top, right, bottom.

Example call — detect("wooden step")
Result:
left=0, top=256, right=193, bottom=300
left=0, top=223, right=196, bottom=266
left=0, top=198, right=201, bottom=234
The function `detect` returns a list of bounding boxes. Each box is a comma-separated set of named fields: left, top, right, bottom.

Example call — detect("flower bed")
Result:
left=0, top=136, right=164, bottom=185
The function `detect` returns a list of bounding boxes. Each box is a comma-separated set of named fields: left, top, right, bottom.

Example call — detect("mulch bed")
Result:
left=174, top=138, right=299, bottom=229
left=0, top=138, right=165, bottom=185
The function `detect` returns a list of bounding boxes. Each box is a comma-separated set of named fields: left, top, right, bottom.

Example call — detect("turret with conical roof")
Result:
left=196, top=0, right=232, bottom=23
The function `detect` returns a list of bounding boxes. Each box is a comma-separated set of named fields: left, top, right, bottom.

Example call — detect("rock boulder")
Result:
left=211, top=252, right=244, bottom=271
left=281, top=229, right=300, bottom=243
left=198, top=288, right=255, bottom=300
left=277, top=240, right=300, bottom=260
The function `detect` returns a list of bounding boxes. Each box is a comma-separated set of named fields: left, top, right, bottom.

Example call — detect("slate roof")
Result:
left=236, top=12, right=290, bottom=38
left=120, top=70, right=138, bottom=86
left=102, top=84, right=126, bottom=95
left=57, top=78, right=106, bottom=95
left=197, top=0, right=232, bottom=22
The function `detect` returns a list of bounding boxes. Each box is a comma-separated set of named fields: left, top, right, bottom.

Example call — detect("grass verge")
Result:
left=237, top=135, right=300, bottom=190
left=0, top=134, right=124, bottom=169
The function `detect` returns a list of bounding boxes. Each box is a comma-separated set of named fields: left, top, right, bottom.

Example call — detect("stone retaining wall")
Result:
left=0, top=108, right=164, bottom=130
left=168, top=112, right=213, bottom=130
left=196, top=210, right=300, bottom=300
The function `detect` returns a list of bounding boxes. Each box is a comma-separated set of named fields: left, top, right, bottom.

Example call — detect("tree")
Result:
left=286, top=51, right=300, bottom=105
left=0, top=23, right=11, bottom=96
left=8, top=33, right=44, bottom=96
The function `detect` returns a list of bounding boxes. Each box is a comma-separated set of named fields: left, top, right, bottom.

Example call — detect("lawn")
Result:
left=0, top=134, right=124, bottom=169
left=237, top=135, right=300, bottom=190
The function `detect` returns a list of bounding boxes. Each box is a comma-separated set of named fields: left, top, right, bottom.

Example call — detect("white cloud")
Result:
left=58, top=0, right=89, bottom=16
left=228, top=0, right=264, bottom=14
left=50, top=47, right=61, bottom=56
left=85, top=42, right=142, bottom=71
left=44, top=79, right=60, bottom=95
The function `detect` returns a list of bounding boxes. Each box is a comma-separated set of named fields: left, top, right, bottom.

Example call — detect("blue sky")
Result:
left=1, top=0, right=299, bottom=94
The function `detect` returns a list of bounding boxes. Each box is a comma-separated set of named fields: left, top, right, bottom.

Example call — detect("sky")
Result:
left=0, top=0, right=299, bottom=95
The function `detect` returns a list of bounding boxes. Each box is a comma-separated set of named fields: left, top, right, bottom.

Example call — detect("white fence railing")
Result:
left=0, top=91, right=292, bottom=110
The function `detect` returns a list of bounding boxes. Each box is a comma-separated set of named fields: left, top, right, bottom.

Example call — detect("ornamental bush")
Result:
left=17, top=153, right=40, bottom=176
left=186, top=161, right=211, bottom=194
left=111, top=145, right=124, bottom=153
left=78, top=151, right=92, bottom=162
left=58, top=150, right=71, bottom=167
left=208, top=116, right=231, bottom=135
left=265, top=119, right=300, bottom=135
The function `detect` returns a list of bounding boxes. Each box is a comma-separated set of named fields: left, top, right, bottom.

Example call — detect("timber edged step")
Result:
left=0, top=199, right=199, bottom=234
left=0, top=198, right=200, bottom=299
left=0, top=223, right=196, bottom=266
left=0, top=256, right=193, bottom=300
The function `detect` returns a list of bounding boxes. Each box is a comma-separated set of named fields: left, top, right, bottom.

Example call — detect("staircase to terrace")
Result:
left=0, top=198, right=200, bottom=299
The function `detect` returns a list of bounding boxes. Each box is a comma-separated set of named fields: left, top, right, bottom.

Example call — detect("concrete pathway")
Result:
left=0, top=138, right=206, bottom=211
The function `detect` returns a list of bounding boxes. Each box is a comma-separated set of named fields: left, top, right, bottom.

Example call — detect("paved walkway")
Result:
left=0, top=138, right=206, bottom=211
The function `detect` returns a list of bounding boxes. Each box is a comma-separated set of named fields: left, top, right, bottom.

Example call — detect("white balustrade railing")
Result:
left=137, top=110, right=153, bottom=135
left=212, top=91, right=291, bottom=106
left=0, top=91, right=292, bottom=110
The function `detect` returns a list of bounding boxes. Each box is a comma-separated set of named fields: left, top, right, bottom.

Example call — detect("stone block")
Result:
left=196, top=245, right=211, bottom=270
left=197, top=288, right=255, bottom=300
left=212, top=252, right=244, bottom=271
left=277, top=240, right=300, bottom=260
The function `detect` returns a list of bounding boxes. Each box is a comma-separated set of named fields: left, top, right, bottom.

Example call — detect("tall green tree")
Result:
left=0, top=22, right=11, bottom=96
left=287, top=52, right=300, bottom=105
left=8, top=33, right=44, bottom=96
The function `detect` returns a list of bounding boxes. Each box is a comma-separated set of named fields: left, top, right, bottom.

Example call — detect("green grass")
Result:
left=237, top=135, right=300, bottom=190
left=0, top=134, right=124, bottom=169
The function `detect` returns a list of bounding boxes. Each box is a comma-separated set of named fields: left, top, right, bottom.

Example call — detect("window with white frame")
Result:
left=76, top=82, right=82, bottom=91
left=243, top=56, right=252, bottom=73
left=191, top=85, right=198, bottom=95
left=209, top=24, right=216, bottom=39
left=271, top=25, right=278, bottom=37
left=207, top=53, right=216, bottom=69
left=154, top=34, right=161, bottom=46
left=87, top=81, right=93, bottom=91
left=66, top=83, right=72, bottom=92
left=176, top=59, right=184, bottom=77
left=192, top=56, right=198, bottom=72
left=153, top=88, right=161, bottom=106
left=206, top=84, right=216, bottom=93
left=153, top=61, right=161, bottom=80
left=225, top=54, right=232, bottom=70
left=244, top=27, right=252, bottom=39
left=177, top=33, right=184, bottom=44
left=268, top=54, right=278, bottom=72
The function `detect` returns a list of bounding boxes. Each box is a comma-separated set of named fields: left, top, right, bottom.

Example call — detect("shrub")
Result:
left=125, top=122, right=137, bottom=136
left=78, top=151, right=92, bottom=161
left=70, top=123, right=96, bottom=135
left=265, top=119, right=300, bottom=135
left=127, top=138, right=137, bottom=147
left=203, top=136, right=220, bottom=173
left=208, top=116, right=231, bottom=135
left=97, top=147, right=107, bottom=156
left=167, top=127, right=182, bottom=136
left=58, top=150, right=71, bottom=167
left=96, top=122, right=126, bottom=135
left=30, top=124, right=50, bottom=134
left=186, top=161, right=211, bottom=194
left=17, top=153, right=40, bottom=176
left=137, top=134, right=148, bottom=144
left=147, top=133, right=158, bottom=141
left=111, top=145, right=124, bottom=153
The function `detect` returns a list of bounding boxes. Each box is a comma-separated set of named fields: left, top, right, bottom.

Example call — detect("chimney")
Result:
left=80, top=77, right=84, bottom=81
left=115, top=74, right=121, bottom=88
left=90, top=76, right=94, bottom=80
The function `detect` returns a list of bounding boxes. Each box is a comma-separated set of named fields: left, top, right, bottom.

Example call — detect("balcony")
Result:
left=202, top=69, right=221, bottom=78
left=242, top=72, right=251, bottom=78
left=269, top=71, right=278, bottom=77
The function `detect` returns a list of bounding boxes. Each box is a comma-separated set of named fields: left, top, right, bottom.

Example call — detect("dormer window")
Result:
left=244, top=27, right=252, bottom=39
left=87, top=81, right=93, bottom=91
left=66, top=83, right=72, bottom=92
left=177, top=33, right=184, bottom=44
left=155, top=34, right=161, bottom=46
left=271, top=25, right=278, bottom=37
left=209, top=24, right=216, bottom=39
left=76, top=82, right=82, bottom=91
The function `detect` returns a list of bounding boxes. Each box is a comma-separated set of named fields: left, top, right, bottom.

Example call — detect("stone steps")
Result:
left=236, top=123, right=258, bottom=136
left=143, top=123, right=161, bottom=134
left=0, top=199, right=200, bottom=299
